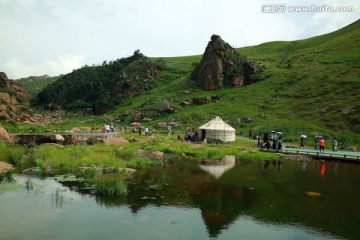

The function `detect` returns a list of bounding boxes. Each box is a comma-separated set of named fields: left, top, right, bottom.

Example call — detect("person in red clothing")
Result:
left=319, top=137, right=325, bottom=153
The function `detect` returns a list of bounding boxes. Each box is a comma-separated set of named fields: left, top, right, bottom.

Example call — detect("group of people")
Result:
left=301, top=136, right=338, bottom=152
left=180, top=126, right=199, bottom=142
left=258, top=131, right=283, bottom=152
left=102, top=124, right=118, bottom=133
left=261, top=140, right=283, bottom=151
left=132, top=127, right=152, bottom=136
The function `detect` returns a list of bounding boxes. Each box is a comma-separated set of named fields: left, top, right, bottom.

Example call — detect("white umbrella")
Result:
left=276, top=132, right=282, bottom=135
left=300, top=134, right=307, bottom=138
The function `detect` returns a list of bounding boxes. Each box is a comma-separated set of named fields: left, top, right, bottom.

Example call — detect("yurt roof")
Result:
left=198, top=116, right=235, bottom=131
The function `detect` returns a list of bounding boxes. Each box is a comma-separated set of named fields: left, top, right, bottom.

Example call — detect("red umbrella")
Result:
left=131, top=122, right=141, bottom=126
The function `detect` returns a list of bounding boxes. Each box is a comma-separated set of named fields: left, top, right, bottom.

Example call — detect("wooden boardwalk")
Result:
left=282, top=147, right=360, bottom=162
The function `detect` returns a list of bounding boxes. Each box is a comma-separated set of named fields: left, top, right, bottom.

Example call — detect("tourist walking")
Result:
left=300, top=137, right=305, bottom=148
left=332, top=137, right=338, bottom=151
left=319, top=137, right=325, bottom=153
left=314, top=137, right=319, bottom=150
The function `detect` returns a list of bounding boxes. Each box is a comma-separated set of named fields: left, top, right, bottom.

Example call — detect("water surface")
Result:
left=0, top=158, right=359, bottom=240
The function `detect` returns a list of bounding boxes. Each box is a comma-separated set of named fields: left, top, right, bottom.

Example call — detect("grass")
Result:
left=3, top=21, right=360, bottom=147
left=91, top=173, right=128, bottom=196
left=17, top=76, right=60, bottom=98
left=105, top=20, right=360, bottom=148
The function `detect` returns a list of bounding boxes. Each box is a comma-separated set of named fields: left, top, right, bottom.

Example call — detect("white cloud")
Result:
left=4, top=54, right=85, bottom=79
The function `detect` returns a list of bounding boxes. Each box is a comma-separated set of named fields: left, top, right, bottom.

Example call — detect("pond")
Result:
left=0, top=157, right=359, bottom=240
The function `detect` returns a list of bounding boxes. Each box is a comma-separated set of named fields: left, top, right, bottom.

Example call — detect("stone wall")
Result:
left=11, top=133, right=116, bottom=146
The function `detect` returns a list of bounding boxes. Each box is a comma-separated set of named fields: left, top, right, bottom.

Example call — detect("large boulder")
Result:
left=0, top=127, right=11, bottom=143
left=0, top=92, right=11, bottom=104
left=104, top=137, right=130, bottom=146
left=150, top=151, right=165, bottom=160
left=190, top=35, right=263, bottom=90
left=0, top=161, right=14, bottom=174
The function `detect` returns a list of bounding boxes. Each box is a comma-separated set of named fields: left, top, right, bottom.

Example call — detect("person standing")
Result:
left=300, top=137, right=305, bottom=148
left=332, top=137, right=338, bottom=152
left=319, top=137, right=325, bottom=153
left=249, top=130, right=252, bottom=140
left=314, top=137, right=319, bottom=150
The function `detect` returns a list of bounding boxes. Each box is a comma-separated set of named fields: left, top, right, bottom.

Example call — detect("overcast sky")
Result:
left=0, top=0, right=358, bottom=79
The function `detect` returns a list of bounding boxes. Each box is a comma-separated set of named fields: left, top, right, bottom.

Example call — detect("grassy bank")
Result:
left=1, top=132, right=280, bottom=173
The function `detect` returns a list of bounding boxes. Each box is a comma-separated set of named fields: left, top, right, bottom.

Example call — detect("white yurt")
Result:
left=198, top=116, right=236, bottom=142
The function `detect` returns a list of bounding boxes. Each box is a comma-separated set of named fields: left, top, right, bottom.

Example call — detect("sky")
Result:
left=0, top=0, right=359, bottom=79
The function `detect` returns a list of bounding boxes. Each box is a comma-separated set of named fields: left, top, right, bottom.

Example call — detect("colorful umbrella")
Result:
left=131, top=122, right=141, bottom=126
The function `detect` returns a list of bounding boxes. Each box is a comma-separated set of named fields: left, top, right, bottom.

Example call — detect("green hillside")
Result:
left=108, top=19, right=360, bottom=145
left=17, top=75, right=59, bottom=98
left=16, top=19, right=360, bottom=147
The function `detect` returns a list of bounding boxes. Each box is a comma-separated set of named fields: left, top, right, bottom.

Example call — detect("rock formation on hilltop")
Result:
left=190, top=34, right=263, bottom=90
left=0, top=72, right=32, bottom=121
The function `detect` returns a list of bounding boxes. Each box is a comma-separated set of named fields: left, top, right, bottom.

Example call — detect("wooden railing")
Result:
left=283, top=148, right=360, bottom=161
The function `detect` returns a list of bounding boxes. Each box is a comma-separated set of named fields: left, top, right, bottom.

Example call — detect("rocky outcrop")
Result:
left=0, top=72, right=31, bottom=121
left=0, top=127, right=12, bottom=143
left=0, top=72, right=30, bottom=101
left=190, top=35, right=263, bottom=90
left=181, top=96, right=221, bottom=107
left=104, top=137, right=130, bottom=146
left=0, top=161, right=14, bottom=174
left=112, top=51, right=160, bottom=99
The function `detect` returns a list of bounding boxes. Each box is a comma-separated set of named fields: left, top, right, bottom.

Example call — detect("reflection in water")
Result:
left=199, top=155, right=236, bottom=179
left=1, top=159, right=358, bottom=240
left=332, top=163, right=338, bottom=174
left=319, top=162, right=326, bottom=178
left=300, top=160, right=307, bottom=171
left=52, top=188, right=64, bottom=208
left=263, top=160, right=282, bottom=170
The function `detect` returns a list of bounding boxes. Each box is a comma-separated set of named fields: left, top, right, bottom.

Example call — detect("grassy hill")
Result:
left=17, top=75, right=60, bottom=99
left=108, top=19, right=360, bottom=146
left=10, top=19, right=360, bottom=147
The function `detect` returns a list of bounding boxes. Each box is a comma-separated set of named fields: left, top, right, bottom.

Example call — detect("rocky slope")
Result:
left=0, top=72, right=33, bottom=121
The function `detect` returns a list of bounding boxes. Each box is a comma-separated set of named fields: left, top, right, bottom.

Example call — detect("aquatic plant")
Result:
left=25, top=178, right=34, bottom=190
left=92, top=174, right=127, bottom=196
left=126, top=158, right=156, bottom=169
left=81, top=168, right=99, bottom=179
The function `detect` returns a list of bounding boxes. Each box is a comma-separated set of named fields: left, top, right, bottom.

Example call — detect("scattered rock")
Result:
left=0, top=127, right=12, bottom=144
left=104, top=137, right=130, bottom=146
left=135, top=149, right=146, bottom=158
left=180, top=101, right=192, bottom=107
left=342, top=107, right=352, bottom=114
left=150, top=151, right=165, bottom=160
left=156, top=122, right=167, bottom=128
left=142, top=117, right=152, bottom=122
left=168, top=121, right=180, bottom=127
left=0, top=161, right=14, bottom=174
left=118, top=168, right=136, bottom=174
left=243, top=116, right=253, bottom=123
left=43, top=143, right=64, bottom=148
